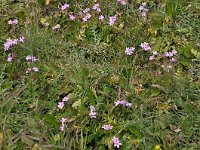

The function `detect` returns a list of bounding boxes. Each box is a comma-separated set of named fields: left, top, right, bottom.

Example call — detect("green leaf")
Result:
left=72, top=99, right=82, bottom=109
left=150, top=87, right=161, bottom=96
left=179, top=58, right=190, bottom=67
left=27, top=118, right=40, bottom=135
left=127, top=125, right=144, bottom=139
left=44, top=114, right=59, bottom=129
left=166, top=0, right=179, bottom=18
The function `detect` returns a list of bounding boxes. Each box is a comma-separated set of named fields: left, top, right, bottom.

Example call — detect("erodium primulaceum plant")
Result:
left=2, top=0, right=199, bottom=149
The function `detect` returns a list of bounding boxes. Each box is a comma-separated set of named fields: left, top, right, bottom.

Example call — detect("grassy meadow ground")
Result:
left=0, top=0, right=200, bottom=149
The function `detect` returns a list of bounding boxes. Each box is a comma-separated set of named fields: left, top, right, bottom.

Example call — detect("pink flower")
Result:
left=83, top=8, right=90, bottom=13
left=26, top=68, right=31, bottom=74
left=170, top=58, right=177, bottom=62
left=4, top=38, right=18, bottom=51
left=139, top=2, right=148, bottom=17
left=125, top=47, right=135, bottom=55
left=7, top=53, right=13, bottom=62
left=58, top=101, right=65, bottom=109
left=117, top=0, right=126, bottom=5
left=125, top=102, right=132, bottom=107
left=167, top=65, right=172, bottom=72
left=60, top=117, right=66, bottom=124
left=52, top=24, right=61, bottom=30
left=140, top=42, right=151, bottom=51
left=62, top=96, right=69, bottom=102
left=8, top=19, right=18, bottom=25
left=96, top=8, right=101, bottom=12
left=164, top=52, right=173, bottom=57
left=167, top=65, right=172, bottom=69
left=102, top=124, right=113, bottom=130
left=99, top=15, right=104, bottom=21
left=61, top=3, right=69, bottom=11
left=44, top=22, right=49, bottom=27
left=32, top=67, right=39, bottom=72
left=19, top=36, right=25, bottom=42
left=109, top=15, right=117, bottom=26
left=92, top=4, right=99, bottom=10
left=25, top=55, right=38, bottom=62
left=69, top=14, right=76, bottom=20
left=89, top=105, right=97, bottom=118
left=153, top=51, right=158, bottom=55
left=12, top=19, right=18, bottom=24
left=60, top=117, right=67, bottom=131
left=86, top=13, right=91, bottom=18
left=60, top=125, right=64, bottom=131
left=82, top=17, right=88, bottom=22
left=171, top=49, right=177, bottom=55
left=114, top=100, right=132, bottom=107
left=8, top=20, right=13, bottom=24
left=112, top=136, right=122, bottom=148
left=149, top=55, right=155, bottom=61
left=82, top=13, right=91, bottom=22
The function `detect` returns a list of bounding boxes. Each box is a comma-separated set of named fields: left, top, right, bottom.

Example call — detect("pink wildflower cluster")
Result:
left=25, top=55, right=39, bottom=73
left=92, top=4, right=101, bottom=12
left=112, top=136, right=122, bottom=148
left=25, top=55, right=38, bottom=62
left=117, top=0, right=126, bottom=5
left=4, top=37, right=24, bottom=51
left=83, top=8, right=90, bottom=13
left=164, top=49, right=177, bottom=59
left=125, top=47, right=135, bottom=55
left=102, top=124, right=113, bottom=130
left=8, top=19, right=18, bottom=25
left=26, top=67, right=39, bottom=73
left=82, top=13, right=91, bottom=22
left=139, top=2, right=148, bottom=17
left=58, top=96, right=69, bottom=110
left=109, top=15, right=117, bottom=26
left=114, top=100, right=132, bottom=107
left=149, top=51, right=158, bottom=61
left=61, top=3, right=69, bottom=11
left=160, top=50, right=178, bottom=72
left=52, top=24, right=61, bottom=30
left=60, top=117, right=67, bottom=131
left=89, top=105, right=97, bottom=118
left=140, top=42, right=151, bottom=51
left=4, top=38, right=18, bottom=51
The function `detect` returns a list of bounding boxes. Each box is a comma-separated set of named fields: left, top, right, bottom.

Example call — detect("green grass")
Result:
left=0, top=0, right=200, bottom=149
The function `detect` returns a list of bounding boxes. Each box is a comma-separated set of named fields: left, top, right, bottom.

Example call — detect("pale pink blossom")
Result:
left=112, top=136, right=122, bottom=148
left=32, top=67, right=39, bottom=72
left=7, top=53, right=13, bottom=62
left=61, top=3, right=69, bottom=11
left=102, top=124, right=113, bottom=130
left=89, top=105, right=97, bottom=118
left=62, top=96, right=69, bottom=102
left=52, top=24, right=61, bottom=30
left=99, top=15, right=104, bottom=21
left=58, top=101, right=65, bottom=109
